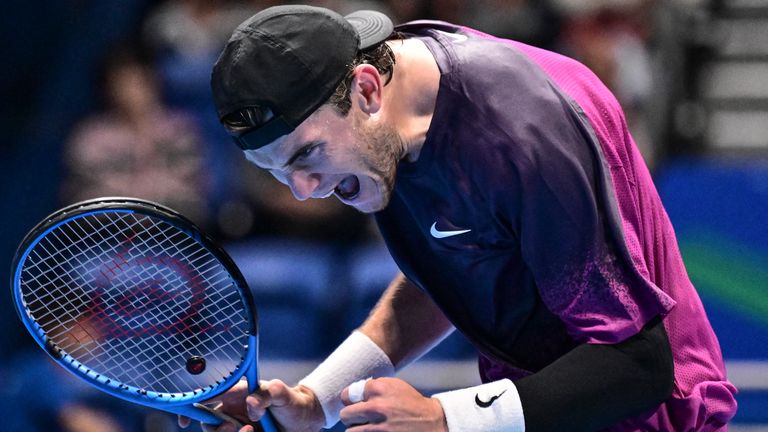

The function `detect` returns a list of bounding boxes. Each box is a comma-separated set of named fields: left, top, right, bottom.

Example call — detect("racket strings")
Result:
left=20, top=211, right=251, bottom=396
left=25, top=226, right=131, bottom=336
left=33, top=214, right=243, bottom=390
left=25, top=215, right=172, bottom=334
left=23, top=213, right=147, bottom=317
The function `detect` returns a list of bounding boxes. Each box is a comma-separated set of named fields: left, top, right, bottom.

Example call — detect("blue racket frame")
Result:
left=11, top=197, right=278, bottom=430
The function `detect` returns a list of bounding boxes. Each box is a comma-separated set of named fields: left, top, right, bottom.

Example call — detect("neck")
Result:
left=382, top=38, right=440, bottom=163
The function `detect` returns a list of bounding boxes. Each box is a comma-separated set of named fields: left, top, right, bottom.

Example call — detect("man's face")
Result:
left=244, top=105, right=402, bottom=214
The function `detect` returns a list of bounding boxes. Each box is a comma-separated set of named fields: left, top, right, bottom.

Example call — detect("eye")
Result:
left=294, top=144, right=321, bottom=165
left=297, top=145, right=316, bottom=159
left=286, top=142, right=324, bottom=167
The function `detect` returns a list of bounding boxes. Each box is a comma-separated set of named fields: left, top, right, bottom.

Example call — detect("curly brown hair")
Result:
left=327, top=33, right=402, bottom=116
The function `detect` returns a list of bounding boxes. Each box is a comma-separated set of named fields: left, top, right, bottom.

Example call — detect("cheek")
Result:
left=269, top=171, right=290, bottom=186
left=320, top=145, right=360, bottom=173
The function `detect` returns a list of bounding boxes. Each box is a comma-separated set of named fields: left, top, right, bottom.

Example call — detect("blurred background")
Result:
left=1, top=0, right=767, bottom=430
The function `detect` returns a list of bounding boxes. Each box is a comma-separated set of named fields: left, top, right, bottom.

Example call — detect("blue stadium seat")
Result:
left=227, top=238, right=339, bottom=358
left=346, top=243, right=477, bottom=360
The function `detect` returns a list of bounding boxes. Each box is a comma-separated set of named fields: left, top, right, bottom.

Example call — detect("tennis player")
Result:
left=192, top=5, right=737, bottom=431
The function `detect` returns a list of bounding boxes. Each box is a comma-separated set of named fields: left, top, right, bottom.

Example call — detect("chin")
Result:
left=349, top=178, right=392, bottom=213
left=350, top=198, right=385, bottom=214
left=351, top=189, right=392, bottom=213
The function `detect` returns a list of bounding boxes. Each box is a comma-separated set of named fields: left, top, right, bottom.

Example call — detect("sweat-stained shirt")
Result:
left=374, top=20, right=737, bottom=431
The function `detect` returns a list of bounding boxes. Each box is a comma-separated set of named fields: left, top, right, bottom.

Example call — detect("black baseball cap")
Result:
left=211, top=5, right=394, bottom=150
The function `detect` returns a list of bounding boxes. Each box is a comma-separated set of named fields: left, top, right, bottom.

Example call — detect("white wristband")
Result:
left=299, top=331, right=395, bottom=428
left=432, top=379, right=525, bottom=432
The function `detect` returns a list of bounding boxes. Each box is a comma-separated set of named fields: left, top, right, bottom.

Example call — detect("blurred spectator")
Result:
left=465, top=0, right=563, bottom=49
left=554, top=0, right=657, bottom=164
left=144, top=0, right=252, bottom=58
left=426, top=0, right=470, bottom=24
left=61, top=45, right=212, bottom=227
left=143, top=0, right=254, bottom=109
left=0, top=350, right=155, bottom=431
left=314, top=0, right=395, bottom=18
left=57, top=404, right=126, bottom=432
left=383, top=0, right=431, bottom=23
left=142, top=0, right=255, bottom=228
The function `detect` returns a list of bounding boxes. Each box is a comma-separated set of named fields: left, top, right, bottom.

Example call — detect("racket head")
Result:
left=11, top=197, right=261, bottom=414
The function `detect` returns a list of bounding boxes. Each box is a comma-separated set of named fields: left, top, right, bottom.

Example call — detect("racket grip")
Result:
left=171, top=403, right=230, bottom=426
left=194, top=402, right=246, bottom=427
left=259, top=409, right=279, bottom=432
left=185, top=403, right=280, bottom=431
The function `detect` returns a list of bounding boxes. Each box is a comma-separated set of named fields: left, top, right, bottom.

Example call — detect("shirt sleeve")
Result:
left=494, top=93, right=674, bottom=345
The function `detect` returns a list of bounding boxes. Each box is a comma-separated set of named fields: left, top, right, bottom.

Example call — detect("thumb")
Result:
left=246, top=379, right=290, bottom=422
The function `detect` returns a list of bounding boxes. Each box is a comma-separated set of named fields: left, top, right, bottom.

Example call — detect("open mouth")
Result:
left=334, top=175, right=360, bottom=201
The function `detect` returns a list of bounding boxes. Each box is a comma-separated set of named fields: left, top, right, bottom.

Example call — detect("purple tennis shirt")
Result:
left=374, top=21, right=737, bottom=431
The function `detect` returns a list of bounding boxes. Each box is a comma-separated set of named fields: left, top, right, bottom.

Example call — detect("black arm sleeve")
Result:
left=514, top=316, right=674, bottom=431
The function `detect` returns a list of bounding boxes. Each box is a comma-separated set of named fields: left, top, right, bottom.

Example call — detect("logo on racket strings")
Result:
left=74, top=232, right=234, bottom=340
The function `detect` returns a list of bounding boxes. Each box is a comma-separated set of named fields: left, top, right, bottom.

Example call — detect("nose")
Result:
left=287, top=170, right=321, bottom=201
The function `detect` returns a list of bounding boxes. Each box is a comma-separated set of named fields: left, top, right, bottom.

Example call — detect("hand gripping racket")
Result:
left=11, top=197, right=278, bottom=430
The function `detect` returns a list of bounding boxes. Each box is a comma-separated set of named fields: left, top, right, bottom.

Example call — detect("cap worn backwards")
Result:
left=211, top=5, right=394, bottom=150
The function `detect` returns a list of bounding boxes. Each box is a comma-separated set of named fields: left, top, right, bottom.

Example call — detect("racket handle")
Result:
left=259, top=410, right=279, bottom=432
left=184, top=403, right=280, bottom=431
left=193, top=402, right=250, bottom=428
left=170, top=403, right=231, bottom=426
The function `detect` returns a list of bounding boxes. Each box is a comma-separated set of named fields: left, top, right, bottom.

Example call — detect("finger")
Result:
left=341, top=413, right=373, bottom=428
left=341, top=378, right=370, bottom=405
left=193, top=403, right=245, bottom=429
left=345, top=425, right=378, bottom=432
left=261, top=379, right=294, bottom=407
left=243, top=381, right=273, bottom=421
left=339, top=402, right=385, bottom=427
left=245, top=395, right=267, bottom=422
left=246, top=379, right=290, bottom=421
left=201, top=423, right=237, bottom=432
left=238, top=426, right=255, bottom=432
left=178, top=415, right=191, bottom=428
left=203, top=379, right=249, bottom=408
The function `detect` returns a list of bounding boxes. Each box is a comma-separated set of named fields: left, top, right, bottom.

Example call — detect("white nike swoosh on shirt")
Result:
left=435, top=30, right=468, bottom=43
left=430, top=222, right=471, bottom=239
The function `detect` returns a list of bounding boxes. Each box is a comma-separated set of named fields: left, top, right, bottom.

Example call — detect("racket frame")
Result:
left=11, top=197, right=275, bottom=428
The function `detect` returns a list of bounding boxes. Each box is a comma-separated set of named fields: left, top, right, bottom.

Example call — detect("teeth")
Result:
left=333, top=175, right=361, bottom=201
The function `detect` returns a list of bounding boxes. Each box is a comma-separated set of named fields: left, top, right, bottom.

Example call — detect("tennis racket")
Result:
left=11, top=197, right=278, bottom=430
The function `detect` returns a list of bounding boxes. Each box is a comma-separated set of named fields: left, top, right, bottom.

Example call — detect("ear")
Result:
left=350, top=64, right=383, bottom=115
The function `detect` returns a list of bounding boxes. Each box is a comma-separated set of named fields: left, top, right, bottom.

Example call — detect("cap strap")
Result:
left=233, top=116, right=294, bottom=150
